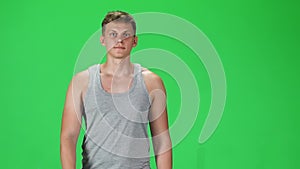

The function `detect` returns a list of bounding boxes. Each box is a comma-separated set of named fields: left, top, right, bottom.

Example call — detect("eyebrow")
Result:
left=108, top=29, right=132, bottom=33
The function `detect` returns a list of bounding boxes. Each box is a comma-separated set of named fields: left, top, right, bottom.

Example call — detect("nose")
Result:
left=117, top=38, right=123, bottom=43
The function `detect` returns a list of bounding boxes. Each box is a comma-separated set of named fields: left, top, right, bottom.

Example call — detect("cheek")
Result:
left=104, top=40, right=116, bottom=49
left=124, top=39, right=134, bottom=46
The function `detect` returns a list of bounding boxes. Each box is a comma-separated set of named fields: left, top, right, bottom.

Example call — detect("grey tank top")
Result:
left=82, top=63, right=151, bottom=169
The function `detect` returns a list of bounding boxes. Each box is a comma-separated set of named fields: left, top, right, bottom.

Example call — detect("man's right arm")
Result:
left=60, top=71, right=88, bottom=169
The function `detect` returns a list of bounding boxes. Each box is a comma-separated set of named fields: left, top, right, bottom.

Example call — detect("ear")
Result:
left=100, top=36, right=105, bottom=46
left=132, top=36, right=138, bottom=47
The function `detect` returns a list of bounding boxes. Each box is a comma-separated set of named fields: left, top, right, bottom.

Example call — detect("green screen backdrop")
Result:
left=1, top=0, right=299, bottom=169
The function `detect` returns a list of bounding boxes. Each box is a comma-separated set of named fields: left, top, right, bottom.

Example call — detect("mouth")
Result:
left=113, top=46, right=126, bottom=50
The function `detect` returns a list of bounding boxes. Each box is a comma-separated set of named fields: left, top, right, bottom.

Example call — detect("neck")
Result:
left=102, top=55, right=133, bottom=76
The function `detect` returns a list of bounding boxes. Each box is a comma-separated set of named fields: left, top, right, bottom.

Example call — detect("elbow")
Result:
left=152, top=132, right=172, bottom=156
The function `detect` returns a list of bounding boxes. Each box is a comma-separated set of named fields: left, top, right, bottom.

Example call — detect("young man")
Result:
left=60, top=11, right=172, bottom=169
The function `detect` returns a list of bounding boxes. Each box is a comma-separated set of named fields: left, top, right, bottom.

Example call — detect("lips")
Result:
left=113, top=46, right=125, bottom=49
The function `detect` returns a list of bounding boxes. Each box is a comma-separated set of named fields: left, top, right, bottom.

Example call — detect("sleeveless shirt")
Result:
left=81, top=63, right=151, bottom=169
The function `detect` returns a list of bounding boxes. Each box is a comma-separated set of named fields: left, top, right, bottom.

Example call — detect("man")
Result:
left=60, top=11, right=172, bottom=169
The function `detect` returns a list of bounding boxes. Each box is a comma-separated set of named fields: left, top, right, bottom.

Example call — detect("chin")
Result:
left=109, top=52, right=130, bottom=59
left=113, top=55, right=127, bottom=59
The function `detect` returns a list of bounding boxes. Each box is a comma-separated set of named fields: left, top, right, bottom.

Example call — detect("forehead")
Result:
left=104, top=21, right=134, bottom=32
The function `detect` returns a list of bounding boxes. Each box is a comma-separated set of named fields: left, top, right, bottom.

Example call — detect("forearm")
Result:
left=155, top=149, right=172, bottom=169
left=60, top=137, right=77, bottom=169
left=153, top=133, right=172, bottom=169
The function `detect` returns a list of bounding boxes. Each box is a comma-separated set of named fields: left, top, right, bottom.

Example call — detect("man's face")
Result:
left=100, top=21, right=137, bottom=58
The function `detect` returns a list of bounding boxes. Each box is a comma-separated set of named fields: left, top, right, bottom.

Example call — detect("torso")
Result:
left=81, top=63, right=153, bottom=168
left=81, top=64, right=154, bottom=103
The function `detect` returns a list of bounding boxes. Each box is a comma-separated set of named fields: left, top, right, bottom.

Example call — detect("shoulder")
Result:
left=72, top=64, right=99, bottom=84
left=70, top=68, right=90, bottom=91
left=141, top=67, right=166, bottom=92
left=73, top=69, right=89, bottom=83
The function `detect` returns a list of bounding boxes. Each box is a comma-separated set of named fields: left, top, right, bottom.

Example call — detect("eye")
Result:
left=123, top=33, right=130, bottom=38
left=109, top=32, right=117, bottom=38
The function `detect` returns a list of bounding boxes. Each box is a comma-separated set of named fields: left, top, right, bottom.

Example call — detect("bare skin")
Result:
left=60, top=21, right=172, bottom=169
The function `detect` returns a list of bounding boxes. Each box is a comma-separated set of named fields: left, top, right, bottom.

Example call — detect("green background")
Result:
left=1, top=0, right=299, bottom=168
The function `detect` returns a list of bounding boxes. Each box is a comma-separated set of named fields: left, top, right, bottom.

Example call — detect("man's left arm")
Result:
left=144, top=71, right=172, bottom=169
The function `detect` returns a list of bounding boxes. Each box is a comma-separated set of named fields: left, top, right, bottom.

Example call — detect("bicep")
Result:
left=149, top=88, right=169, bottom=136
left=147, top=74, right=170, bottom=134
left=147, top=76, right=172, bottom=155
left=61, top=77, right=84, bottom=141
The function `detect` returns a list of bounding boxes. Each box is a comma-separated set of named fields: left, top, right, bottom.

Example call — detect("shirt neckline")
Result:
left=96, top=64, right=138, bottom=96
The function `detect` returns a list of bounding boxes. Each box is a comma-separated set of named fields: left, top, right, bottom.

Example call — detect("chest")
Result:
left=100, top=74, right=134, bottom=93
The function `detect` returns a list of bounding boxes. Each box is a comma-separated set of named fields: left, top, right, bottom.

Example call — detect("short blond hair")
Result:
left=101, top=11, right=136, bottom=34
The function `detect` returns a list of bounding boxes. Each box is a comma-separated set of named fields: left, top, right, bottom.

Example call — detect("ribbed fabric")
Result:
left=81, top=63, right=151, bottom=169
